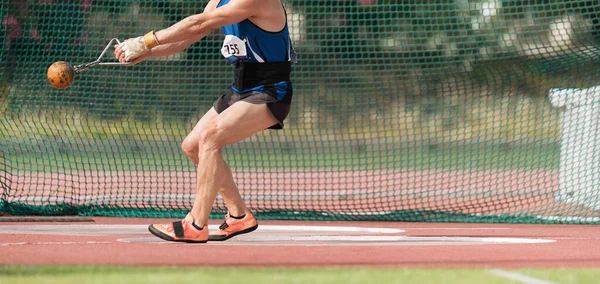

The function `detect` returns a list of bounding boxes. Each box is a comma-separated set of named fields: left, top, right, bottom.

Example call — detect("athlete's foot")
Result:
left=208, top=211, right=258, bottom=241
left=148, top=213, right=208, bottom=243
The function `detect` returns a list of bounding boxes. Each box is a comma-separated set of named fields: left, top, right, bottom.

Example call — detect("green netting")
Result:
left=2, top=0, right=600, bottom=224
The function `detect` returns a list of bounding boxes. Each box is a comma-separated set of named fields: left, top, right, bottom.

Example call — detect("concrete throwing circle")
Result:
left=0, top=224, right=555, bottom=246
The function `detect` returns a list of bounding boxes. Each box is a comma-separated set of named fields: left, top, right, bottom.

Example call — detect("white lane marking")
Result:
left=489, top=269, right=557, bottom=284
left=231, top=235, right=555, bottom=243
left=117, top=236, right=555, bottom=246
left=407, top=228, right=511, bottom=230
left=0, top=242, right=27, bottom=246
left=0, top=241, right=111, bottom=246
left=0, top=224, right=404, bottom=235
left=255, top=225, right=403, bottom=233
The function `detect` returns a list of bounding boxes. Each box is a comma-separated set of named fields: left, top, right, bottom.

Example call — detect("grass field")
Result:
left=1, top=266, right=599, bottom=284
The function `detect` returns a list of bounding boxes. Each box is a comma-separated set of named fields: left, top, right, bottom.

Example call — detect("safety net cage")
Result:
left=1, top=0, right=600, bottom=223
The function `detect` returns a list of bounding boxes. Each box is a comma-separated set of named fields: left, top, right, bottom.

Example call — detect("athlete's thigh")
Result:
left=211, top=101, right=278, bottom=147
left=183, top=107, right=219, bottom=146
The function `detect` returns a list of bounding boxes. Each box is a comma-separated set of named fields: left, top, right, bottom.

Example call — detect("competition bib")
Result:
left=221, top=35, right=247, bottom=59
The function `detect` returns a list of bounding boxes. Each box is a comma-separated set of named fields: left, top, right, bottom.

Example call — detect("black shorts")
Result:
left=213, top=88, right=292, bottom=130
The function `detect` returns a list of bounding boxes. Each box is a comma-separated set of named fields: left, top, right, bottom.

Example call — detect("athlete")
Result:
left=114, top=0, right=297, bottom=243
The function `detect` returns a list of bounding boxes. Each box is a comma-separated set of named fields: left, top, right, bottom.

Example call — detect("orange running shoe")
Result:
left=208, top=211, right=258, bottom=241
left=148, top=213, right=208, bottom=243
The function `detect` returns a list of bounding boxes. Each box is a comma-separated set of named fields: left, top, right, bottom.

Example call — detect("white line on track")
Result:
left=231, top=235, right=555, bottom=244
left=255, top=225, right=403, bottom=233
left=0, top=241, right=111, bottom=246
left=489, top=269, right=557, bottom=284
left=406, top=228, right=512, bottom=230
left=0, top=224, right=404, bottom=234
left=116, top=236, right=555, bottom=246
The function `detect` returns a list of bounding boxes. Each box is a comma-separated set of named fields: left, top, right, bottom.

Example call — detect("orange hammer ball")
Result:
left=47, top=61, right=76, bottom=89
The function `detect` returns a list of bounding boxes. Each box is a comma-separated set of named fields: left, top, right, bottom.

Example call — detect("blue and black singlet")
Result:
left=216, top=0, right=297, bottom=101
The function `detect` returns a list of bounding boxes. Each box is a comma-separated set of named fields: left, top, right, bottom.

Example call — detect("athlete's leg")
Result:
left=181, top=108, right=219, bottom=165
left=181, top=108, right=250, bottom=217
left=189, top=101, right=277, bottom=227
left=216, top=162, right=248, bottom=217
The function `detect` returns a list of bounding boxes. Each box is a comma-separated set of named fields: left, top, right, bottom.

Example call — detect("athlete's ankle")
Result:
left=230, top=213, right=246, bottom=219
left=192, top=221, right=205, bottom=230
left=228, top=207, right=248, bottom=219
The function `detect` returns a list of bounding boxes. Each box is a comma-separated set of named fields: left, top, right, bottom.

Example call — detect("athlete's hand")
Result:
left=114, top=42, right=147, bottom=65
left=116, top=36, right=149, bottom=62
left=114, top=31, right=160, bottom=63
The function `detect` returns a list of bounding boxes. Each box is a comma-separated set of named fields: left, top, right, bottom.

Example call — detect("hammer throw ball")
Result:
left=47, top=61, right=75, bottom=89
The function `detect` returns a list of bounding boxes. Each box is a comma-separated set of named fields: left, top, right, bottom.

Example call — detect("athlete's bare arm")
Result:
left=115, top=0, right=284, bottom=63
left=114, top=0, right=221, bottom=62
left=143, top=0, right=222, bottom=58
left=153, top=0, right=263, bottom=45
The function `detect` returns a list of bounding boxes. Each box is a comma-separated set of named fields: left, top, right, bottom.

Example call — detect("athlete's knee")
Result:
left=181, top=135, right=199, bottom=156
left=197, top=125, right=225, bottom=151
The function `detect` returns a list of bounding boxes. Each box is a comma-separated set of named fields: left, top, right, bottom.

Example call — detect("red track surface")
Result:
left=2, top=218, right=600, bottom=268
